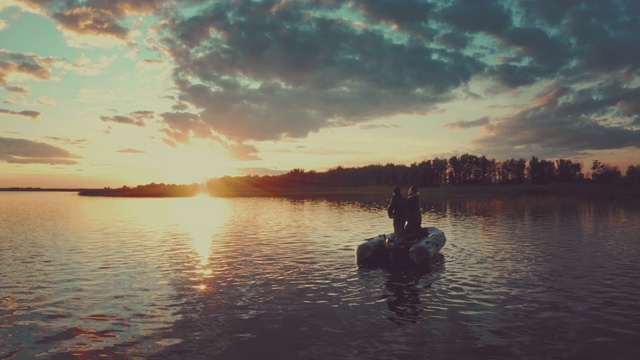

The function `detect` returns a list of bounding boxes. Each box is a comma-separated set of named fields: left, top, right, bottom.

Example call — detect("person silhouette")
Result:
left=387, top=186, right=407, bottom=241
left=405, top=186, right=422, bottom=240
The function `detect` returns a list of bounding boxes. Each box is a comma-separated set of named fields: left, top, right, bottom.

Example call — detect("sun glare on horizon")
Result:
left=149, top=143, right=237, bottom=185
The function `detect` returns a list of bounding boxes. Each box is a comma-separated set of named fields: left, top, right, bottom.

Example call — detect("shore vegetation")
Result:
left=67, top=154, right=640, bottom=199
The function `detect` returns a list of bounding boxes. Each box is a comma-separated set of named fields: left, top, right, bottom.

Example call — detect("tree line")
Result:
left=209, top=154, right=640, bottom=189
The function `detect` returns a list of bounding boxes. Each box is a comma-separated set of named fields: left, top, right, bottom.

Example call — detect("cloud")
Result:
left=63, top=54, right=117, bottom=76
left=359, top=124, right=401, bottom=130
left=445, top=116, right=490, bottom=130
left=4, top=85, right=28, bottom=93
left=236, top=167, right=287, bottom=176
left=99, top=110, right=154, bottom=127
left=0, top=108, right=41, bottom=119
left=473, top=82, right=640, bottom=157
left=355, top=0, right=433, bottom=32
left=44, top=136, right=87, bottom=146
left=0, top=137, right=79, bottom=165
left=52, top=6, right=130, bottom=39
left=100, top=114, right=145, bottom=127
left=159, top=111, right=212, bottom=144
left=1, top=50, right=119, bottom=95
left=163, top=1, right=482, bottom=144
left=77, top=88, right=116, bottom=104
left=149, top=0, right=640, bottom=160
left=499, top=27, right=569, bottom=70
left=141, top=59, right=163, bottom=65
left=35, top=96, right=57, bottom=106
left=131, top=110, right=154, bottom=119
left=14, top=0, right=640, bottom=162
left=15, top=0, right=165, bottom=43
left=225, top=142, right=261, bottom=161
left=0, top=50, right=55, bottom=92
left=437, top=0, right=512, bottom=35
left=117, top=148, right=145, bottom=153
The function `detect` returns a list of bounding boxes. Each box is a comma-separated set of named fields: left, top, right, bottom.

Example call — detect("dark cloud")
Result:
left=99, top=111, right=151, bottom=127
left=474, top=83, right=640, bottom=156
left=618, top=99, right=640, bottom=116
left=51, top=7, right=130, bottom=38
left=159, top=111, right=212, bottom=144
left=521, top=0, right=640, bottom=74
left=0, top=108, right=41, bottom=119
left=20, top=0, right=640, bottom=161
left=164, top=0, right=482, bottom=144
left=4, top=85, right=28, bottom=93
left=130, top=110, right=155, bottom=119
left=142, top=59, right=163, bottom=65
left=445, top=117, right=490, bottom=130
left=0, top=50, right=54, bottom=92
left=356, top=0, right=433, bottom=33
left=437, top=0, right=512, bottom=35
left=488, top=63, right=552, bottom=88
left=100, top=115, right=144, bottom=127
left=158, top=111, right=259, bottom=159
left=17, top=0, right=167, bottom=39
left=0, top=137, right=78, bottom=165
left=435, top=32, right=470, bottom=49
left=153, top=0, right=640, bottom=159
left=499, top=27, right=569, bottom=70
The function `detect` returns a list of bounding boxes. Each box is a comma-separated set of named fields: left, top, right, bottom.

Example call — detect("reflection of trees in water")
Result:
left=382, top=254, right=444, bottom=327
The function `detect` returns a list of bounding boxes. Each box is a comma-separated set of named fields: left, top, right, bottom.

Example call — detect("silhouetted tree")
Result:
left=497, top=158, right=526, bottom=184
left=203, top=154, right=638, bottom=191
left=432, top=158, right=448, bottom=185
left=447, top=156, right=463, bottom=185
left=528, top=156, right=541, bottom=184
left=555, top=159, right=583, bottom=183
left=528, top=156, right=558, bottom=184
left=620, top=165, right=640, bottom=186
left=591, top=160, right=622, bottom=184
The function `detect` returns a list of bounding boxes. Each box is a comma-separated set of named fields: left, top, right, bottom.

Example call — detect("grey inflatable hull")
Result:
left=355, top=227, right=446, bottom=265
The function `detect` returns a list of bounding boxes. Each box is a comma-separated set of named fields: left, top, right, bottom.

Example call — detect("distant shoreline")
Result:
left=0, top=187, right=89, bottom=192
left=203, top=183, right=640, bottom=200
left=3, top=183, right=637, bottom=200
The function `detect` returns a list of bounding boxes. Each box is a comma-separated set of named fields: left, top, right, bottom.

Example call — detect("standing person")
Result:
left=405, top=186, right=422, bottom=240
left=387, top=186, right=407, bottom=241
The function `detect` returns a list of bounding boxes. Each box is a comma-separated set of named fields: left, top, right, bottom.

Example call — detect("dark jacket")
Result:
left=388, top=193, right=407, bottom=223
left=406, top=193, right=421, bottom=222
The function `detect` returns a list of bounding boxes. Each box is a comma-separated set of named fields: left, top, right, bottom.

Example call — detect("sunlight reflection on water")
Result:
left=1, top=192, right=639, bottom=359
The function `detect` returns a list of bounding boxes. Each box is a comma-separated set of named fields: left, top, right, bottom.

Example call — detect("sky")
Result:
left=1, top=0, right=639, bottom=188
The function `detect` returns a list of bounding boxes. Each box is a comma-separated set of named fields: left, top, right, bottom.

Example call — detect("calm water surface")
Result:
left=1, top=191, right=639, bottom=359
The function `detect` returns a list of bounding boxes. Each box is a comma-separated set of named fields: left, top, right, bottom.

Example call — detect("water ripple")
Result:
left=1, top=193, right=640, bottom=359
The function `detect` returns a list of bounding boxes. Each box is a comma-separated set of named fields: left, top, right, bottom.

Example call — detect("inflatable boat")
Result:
left=355, top=227, right=446, bottom=266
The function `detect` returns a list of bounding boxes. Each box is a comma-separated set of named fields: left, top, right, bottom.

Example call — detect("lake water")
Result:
left=1, top=191, right=639, bottom=360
